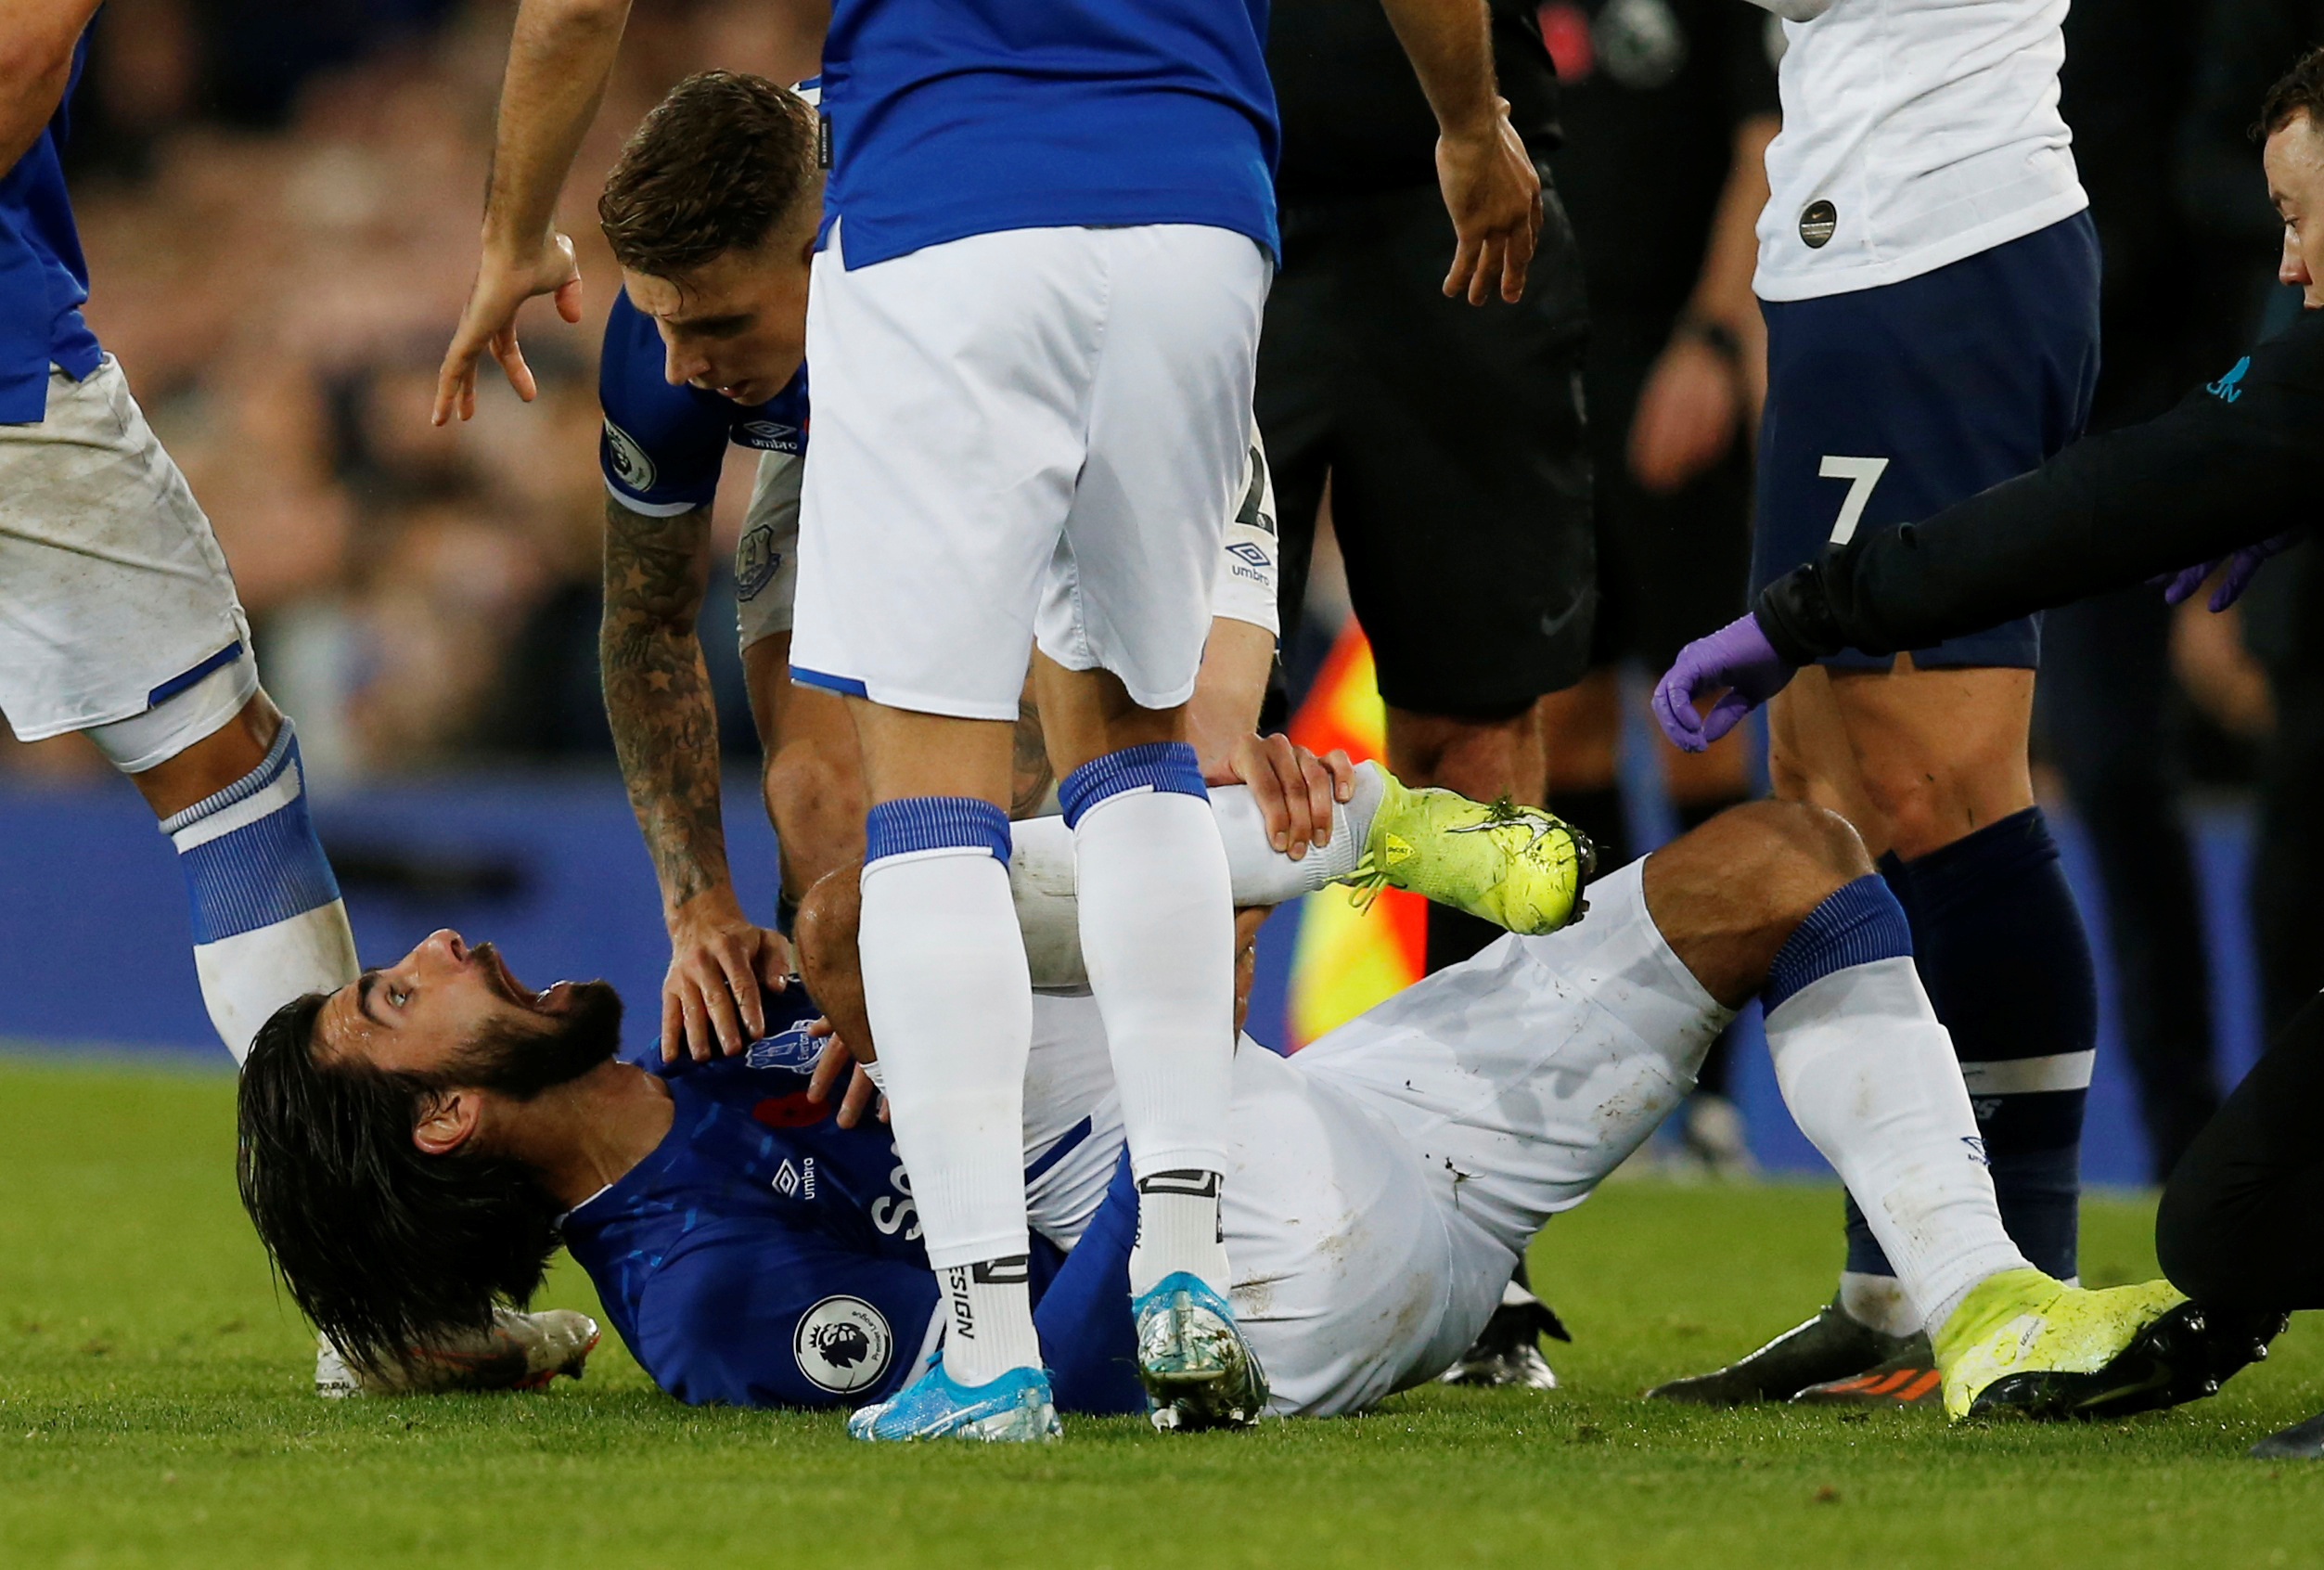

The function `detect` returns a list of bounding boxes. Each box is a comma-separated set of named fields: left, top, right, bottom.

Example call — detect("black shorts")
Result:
left=1586, top=310, right=1753, bottom=672
left=1257, top=173, right=1594, bottom=715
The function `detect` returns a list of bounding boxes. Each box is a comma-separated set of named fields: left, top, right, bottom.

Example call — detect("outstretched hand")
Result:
left=432, top=232, right=584, bottom=426
left=2155, top=532, right=2304, bottom=613
left=1652, top=613, right=1798, bottom=753
left=659, top=901, right=790, bottom=1063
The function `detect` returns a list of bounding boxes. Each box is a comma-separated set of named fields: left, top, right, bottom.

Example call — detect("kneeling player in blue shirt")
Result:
left=235, top=800, right=2267, bottom=1430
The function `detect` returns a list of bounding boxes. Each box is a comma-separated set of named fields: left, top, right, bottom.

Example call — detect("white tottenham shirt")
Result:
left=1745, top=0, right=2087, bottom=302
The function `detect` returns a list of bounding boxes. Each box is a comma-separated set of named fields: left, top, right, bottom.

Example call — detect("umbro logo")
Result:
left=738, top=418, right=802, bottom=452
left=1226, top=541, right=1270, bottom=568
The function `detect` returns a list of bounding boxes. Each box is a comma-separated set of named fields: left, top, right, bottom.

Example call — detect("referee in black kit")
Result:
left=1260, top=0, right=1589, bottom=1386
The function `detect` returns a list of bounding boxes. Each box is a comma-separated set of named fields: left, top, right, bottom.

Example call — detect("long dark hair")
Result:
left=235, top=994, right=565, bottom=1377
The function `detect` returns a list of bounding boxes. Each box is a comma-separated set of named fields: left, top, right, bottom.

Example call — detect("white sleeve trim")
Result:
left=602, top=478, right=700, bottom=518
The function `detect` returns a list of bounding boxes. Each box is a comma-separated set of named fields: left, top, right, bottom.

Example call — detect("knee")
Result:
left=1645, top=802, right=1878, bottom=1006
left=764, top=741, right=866, bottom=880
left=1852, top=768, right=1954, bottom=857
left=764, top=739, right=851, bottom=818
left=1719, top=800, right=1875, bottom=905
left=790, top=868, right=863, bottom=1003
left=1851, top=745, right=2027, bottom=860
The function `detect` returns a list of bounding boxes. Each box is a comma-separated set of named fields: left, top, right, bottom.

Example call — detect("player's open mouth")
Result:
left=477, top=942, right=559, bottom=1012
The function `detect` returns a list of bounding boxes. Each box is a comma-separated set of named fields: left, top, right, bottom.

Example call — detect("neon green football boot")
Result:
left=1934, top=1268, right=2268, bottom=1422
left=1335, top=773, right=1594, bottom=936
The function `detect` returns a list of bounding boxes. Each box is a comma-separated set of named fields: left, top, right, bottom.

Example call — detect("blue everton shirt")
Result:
left=559, top=985, right=1143, bottom=1412
left=816, top=0, right=1279, bottom=267
left=0, top=31, right=104, bottom=423
left=597, top=287, right=809, bottom=516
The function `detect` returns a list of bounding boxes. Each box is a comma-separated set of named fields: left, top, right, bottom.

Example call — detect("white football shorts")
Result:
left=1287, top=858, right=1734, bottom=1406
left=1021, top=858, right=1732, bottom=1417
left=0, top=357, right=256, bottom=763
left=736, top=426, right=1279, bottom=657
left=790, top=222, right=1270, bottom=719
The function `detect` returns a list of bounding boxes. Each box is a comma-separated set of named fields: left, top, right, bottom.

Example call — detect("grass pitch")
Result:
left=4, top=1053, right=2323, bottom=1570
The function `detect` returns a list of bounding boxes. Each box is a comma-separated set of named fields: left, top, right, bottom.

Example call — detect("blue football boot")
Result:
left=1133, top=1272, right=1269, bottom=1432
left=845, top=1358, right=1061, bottom=1443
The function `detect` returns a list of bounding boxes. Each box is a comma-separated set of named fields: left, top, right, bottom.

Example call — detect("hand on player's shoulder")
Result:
left=661, top=897, right=792, bottom=1063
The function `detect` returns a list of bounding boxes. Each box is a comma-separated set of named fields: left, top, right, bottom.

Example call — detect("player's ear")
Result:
left=412, top=1088, right=481, bottom=1156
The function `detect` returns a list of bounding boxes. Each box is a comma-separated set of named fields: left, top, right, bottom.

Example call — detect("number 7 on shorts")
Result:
left=1818, top=455, right=1890, bottom=545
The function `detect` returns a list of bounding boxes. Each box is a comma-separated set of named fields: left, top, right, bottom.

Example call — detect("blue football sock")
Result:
left=1843, top=808, right=2094, bottom=1288
left=161, top=720, right=357, bottom=1062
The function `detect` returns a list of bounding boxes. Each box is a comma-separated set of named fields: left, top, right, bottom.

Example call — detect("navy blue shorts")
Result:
left=1751, top=212, right=2101, bottom=671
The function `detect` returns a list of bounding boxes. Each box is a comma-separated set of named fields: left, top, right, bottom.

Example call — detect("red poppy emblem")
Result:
left=751, top=1093, right=828, bottom=1129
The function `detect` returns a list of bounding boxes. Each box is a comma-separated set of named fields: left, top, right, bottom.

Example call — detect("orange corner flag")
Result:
left=1282, top=623, right=1425, bottom=1050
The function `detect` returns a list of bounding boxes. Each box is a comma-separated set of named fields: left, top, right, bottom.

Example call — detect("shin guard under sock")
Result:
left=1765, top=877, right=2032, bottom=1335
left=1844, top=812, right=2093, bottom=1288
left=859, top=798, right=1037, bottom=1323
left=1062, top=743, right=1235, bottom=1295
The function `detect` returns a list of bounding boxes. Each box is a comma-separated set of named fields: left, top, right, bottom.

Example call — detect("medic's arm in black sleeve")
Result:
left=1756, top=313, right=2324, bottom=663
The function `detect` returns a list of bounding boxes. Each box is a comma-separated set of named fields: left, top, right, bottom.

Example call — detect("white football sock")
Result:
left=1132, top=1169, right=1228, bottom=1299
left=1761, top=880, right=2033, bottom=1338
left=1837, top=1271, right=1923, bottom=1340
left=1065, top=750, right=1235, bottom=1296
left=159, top=720, right=358, bottom=1062
left=1206, top=761, right=1375, bottom=901
left=858, top=817, right=1035, bottom=1305
left=937, top=1255, right=1042, bottom=1388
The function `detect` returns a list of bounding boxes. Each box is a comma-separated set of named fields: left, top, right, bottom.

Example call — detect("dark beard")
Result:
left=449, top=982, right=625, bottom=1100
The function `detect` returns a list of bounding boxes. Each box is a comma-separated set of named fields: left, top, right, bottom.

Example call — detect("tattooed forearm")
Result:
left=600, top=498, right=729, bottom=916
left=1010, top=697, right=1055, bottom=818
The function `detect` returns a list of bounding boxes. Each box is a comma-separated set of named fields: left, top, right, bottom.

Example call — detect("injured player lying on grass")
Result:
left=234, top=797, right=2273, bottom=1435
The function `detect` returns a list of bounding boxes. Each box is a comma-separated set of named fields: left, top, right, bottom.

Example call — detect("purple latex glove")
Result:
left=1653, top=613, right=1800, bottom=753
left=2156, top=532, right=2303, bottom=612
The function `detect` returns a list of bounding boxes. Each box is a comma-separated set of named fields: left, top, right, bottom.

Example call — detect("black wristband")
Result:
left=1753, top=565, right=1842, bottom=667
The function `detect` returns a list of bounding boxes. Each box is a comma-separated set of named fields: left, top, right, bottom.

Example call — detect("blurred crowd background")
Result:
left=0, top=0, right=824, bottom=786
left=5, top=0, right=2322, bottom=1183
left=0, top=0, right=2299, bottom=791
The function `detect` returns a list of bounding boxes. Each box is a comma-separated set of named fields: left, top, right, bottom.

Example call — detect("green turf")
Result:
left=4, top=1054, right=2322, bottom=1570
